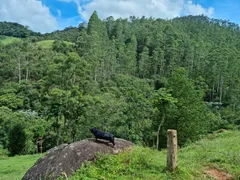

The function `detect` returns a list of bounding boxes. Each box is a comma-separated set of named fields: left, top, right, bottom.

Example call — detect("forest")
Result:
left=0, top=12, right=240, bottom=156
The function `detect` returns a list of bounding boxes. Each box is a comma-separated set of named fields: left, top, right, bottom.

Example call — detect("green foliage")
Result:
left=8, top=123, right=27, bottom=155
left=0, top=144, right=9, bottom=157
left=0, top=93, right=23, bottom=110
left=36, top=40, right=74, bottom=49
left=43, top=27, right=80, bottom=42
left=153, top=88, right=178, bottom=149
left=0, top=106, right=49, bottom=155
left=1, top=13, right=240, bottom=156
left=153, top=88, right=178, bottom=111
left=35, top=40, right=56, bottom=49
left=68, top=147, right=188, bottom=180
left=0, top=35, right=22, bottom=45
left=0, top=22, right=41, bottom=38
left=165, top=68, right=217, bottom=145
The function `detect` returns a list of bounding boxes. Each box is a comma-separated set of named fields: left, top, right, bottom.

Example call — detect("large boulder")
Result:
left=22, top=138, right=134, bottom=180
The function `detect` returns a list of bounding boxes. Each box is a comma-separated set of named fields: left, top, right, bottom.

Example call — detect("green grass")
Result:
left=1, top=130, right=239, bottom=180
left=36, top=40, right=74, bottom=49
left=0, top=154, right=42, bottom=180
left=68, top=130, right=240, bottom=180
left=0, top=36, right=21, bottom=45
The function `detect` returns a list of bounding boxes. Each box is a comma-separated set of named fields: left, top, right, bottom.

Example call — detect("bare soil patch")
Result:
left=204, top=168, right=233, bottom=180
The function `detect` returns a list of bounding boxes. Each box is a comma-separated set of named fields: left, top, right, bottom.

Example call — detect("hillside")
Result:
left=43, top=27, right=80, bottom=42
left=0, top=22, right=41, bottom=38
left=68, top=130, right=240, bottom=180
left=0, top=35, right=21, bottom=45
left=1, top=13, right=240, bottom=171
left=0, top=130, right=239, bottom=180
left=0, top=22, right=79, bottom=43
left=35, top=40, right=74, bottom=49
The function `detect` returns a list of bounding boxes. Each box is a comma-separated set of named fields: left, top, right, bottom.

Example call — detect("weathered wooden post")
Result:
left=167, top=129, right=178, bottom=172
left=39, top=137, right=43, bottom=153
left=36, top=137, right=43, bottom=154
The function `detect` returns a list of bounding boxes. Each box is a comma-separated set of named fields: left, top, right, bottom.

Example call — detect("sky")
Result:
left=0, top=0, right=239, bottom=33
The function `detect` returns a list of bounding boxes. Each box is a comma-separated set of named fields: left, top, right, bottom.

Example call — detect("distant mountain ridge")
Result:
left=0, top=22, right=41, bottom=38
left=0, top=21, right=80, bottom=42
left=1, top=15, right=239, bottom=43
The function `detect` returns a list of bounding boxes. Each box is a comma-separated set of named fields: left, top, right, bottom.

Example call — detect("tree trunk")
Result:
left=219, top=75, right=224, bottom=103
left=18, top=58, right=21, bottom=84
left=26, top=67, right=29, bottom=81
left=156, top=107, right=166, bottom=150
left=212, top=84, right=215, bottom=101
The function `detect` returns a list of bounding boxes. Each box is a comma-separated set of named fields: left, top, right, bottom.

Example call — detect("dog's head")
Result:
left=90, top=127, right=97, bottom=134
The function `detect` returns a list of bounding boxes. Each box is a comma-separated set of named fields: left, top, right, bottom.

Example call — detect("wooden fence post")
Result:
left=36, top=137, right=43, bottom=154
left=167, top=129, right=178, bottom=172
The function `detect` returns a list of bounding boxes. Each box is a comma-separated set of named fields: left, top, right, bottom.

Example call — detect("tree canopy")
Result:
left=1, top=13, right=240, bottom=155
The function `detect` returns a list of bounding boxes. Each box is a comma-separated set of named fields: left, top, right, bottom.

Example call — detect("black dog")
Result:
left=90, top=127, right=115, bottom=147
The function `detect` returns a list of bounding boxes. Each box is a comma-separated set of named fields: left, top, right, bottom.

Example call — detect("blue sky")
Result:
left=0, top=0, right=239, bottom=33
left=194, top=0, right=240, bottom=24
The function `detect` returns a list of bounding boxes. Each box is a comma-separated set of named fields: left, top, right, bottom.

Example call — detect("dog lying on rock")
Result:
left=90, top=127, right=115, bottom=147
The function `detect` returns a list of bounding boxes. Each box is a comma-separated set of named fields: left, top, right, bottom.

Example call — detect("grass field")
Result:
left=0, top=154, right=42, bottom=180
left=0, top=130, right=239, bottom=180
left=0, top=36, right=21, bottom=45
left=0, top=37, right=73, bottom=48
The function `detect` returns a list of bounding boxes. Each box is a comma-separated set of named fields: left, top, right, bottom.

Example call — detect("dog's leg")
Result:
left=112, top=136, right=115, bottom=147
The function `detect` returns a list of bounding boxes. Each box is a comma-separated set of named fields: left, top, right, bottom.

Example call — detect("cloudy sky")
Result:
left=0, top=0, right=239, bottom=33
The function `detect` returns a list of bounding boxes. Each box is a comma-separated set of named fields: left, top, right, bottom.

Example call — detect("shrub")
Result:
left=8, top=123, right=27, bottom=155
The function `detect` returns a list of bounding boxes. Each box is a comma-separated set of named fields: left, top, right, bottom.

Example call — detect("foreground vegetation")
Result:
left=69, top=130, right=240, bottom=180
left=35, top=40, right=74, bottom=49
left=0, top=36, right=21, bottom=45
left=0, top=130, right=239, bottom=180
left=0, top=154, right=42, bottom=180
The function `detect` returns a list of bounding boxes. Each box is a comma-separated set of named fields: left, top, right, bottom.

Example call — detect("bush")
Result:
left=8, top=123, right=27, bottom=155
left=0, top=144, right=9, bottom=157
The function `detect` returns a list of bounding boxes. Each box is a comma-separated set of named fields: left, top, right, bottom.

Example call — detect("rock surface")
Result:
left=22, top=138, right=134, bottom=180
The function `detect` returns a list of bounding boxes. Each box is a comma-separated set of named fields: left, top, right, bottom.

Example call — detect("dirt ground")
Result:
left=204, top=168, right=233, bottom=180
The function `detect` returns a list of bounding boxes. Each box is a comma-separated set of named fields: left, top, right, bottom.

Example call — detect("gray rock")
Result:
left=22, top=138, right=134, bottom=180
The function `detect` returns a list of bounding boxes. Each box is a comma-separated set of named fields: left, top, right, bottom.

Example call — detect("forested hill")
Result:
left=0, top=13, right=240, bottom=156
left=0, top=21, right=79, bottom=42
left=0, top=22, right=41, bottom=38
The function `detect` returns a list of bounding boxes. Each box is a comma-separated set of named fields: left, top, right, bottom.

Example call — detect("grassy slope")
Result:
left=0, top=131, right=239, bottom=180
left=69, top=130, right=240, bottom=180
left=0, top=154, right=42, bottom=180
left=36, top=40, right=74, bottom=49
left=0, top=36, right=21, bottom=45
left=0, top=37, right=73, bottom=48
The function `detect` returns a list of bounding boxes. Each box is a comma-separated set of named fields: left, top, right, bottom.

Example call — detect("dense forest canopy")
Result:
left=0, top=22, right=41, bottom=38
left=0, top=13, right=240, bottom=155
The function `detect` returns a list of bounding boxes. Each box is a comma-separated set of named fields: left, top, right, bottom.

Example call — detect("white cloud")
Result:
left=57, top=9, right=62, bottom=18
left=0, top=0, right=58, bottom=33
left=69, top=0, right=214, bottom=21
left=184, top=1, right=214, bottom=16
left=57, top=0, right=73, bottom=2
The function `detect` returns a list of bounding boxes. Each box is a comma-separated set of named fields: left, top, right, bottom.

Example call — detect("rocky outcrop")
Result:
left=22, top=138, right=134, bottom=180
